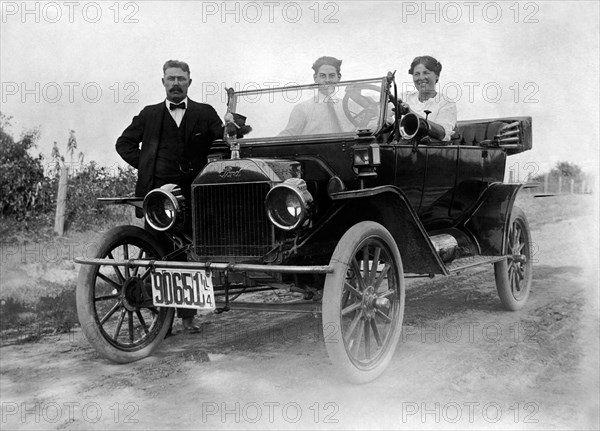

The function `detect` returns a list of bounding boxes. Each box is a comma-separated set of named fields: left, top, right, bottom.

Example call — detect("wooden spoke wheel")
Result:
left=76, top=226, right=174, bottom=363
left=495, top=206, right=533, bottom=311
left=323, top=221, right=405, bottom=384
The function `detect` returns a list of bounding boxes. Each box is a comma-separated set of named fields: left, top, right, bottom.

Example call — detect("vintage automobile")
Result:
left=75, top=73, right=533, bottom=383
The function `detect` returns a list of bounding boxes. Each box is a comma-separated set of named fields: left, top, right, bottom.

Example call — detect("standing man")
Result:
left=116, top=59, right=223, bottom=333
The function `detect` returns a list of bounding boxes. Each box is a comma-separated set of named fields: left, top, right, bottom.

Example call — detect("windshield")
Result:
left=229, top=78, right=388, bottom=141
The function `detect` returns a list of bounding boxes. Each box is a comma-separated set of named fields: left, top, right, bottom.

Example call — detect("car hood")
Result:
left=193, top=158, right=303, bottom=185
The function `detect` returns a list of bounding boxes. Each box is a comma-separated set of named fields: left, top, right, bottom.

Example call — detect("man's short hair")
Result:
left=163, top=60, right=190, bottom=75
left=312, top=56, right=342, bottom=74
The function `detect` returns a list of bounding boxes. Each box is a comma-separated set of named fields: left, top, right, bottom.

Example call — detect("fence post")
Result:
left=570, top=179, right=574, bottom=194
left=54, top=165, right=68, bottom=236
left=558, top=176, right=562, bottom=194
left=544, top=173, right=549, bottom=194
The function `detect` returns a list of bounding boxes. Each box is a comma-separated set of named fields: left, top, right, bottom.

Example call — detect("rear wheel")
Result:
left=494, top=206, right=533, bottom=311
left=322, top=221, right=405, bottom=384
left=76, top=226, right=174, bottom=363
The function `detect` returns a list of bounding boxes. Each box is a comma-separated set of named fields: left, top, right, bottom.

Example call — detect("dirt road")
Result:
left=1, top=195, right=598, bottom=430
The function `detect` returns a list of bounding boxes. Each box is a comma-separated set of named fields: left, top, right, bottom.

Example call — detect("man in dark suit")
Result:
left=116, top=59, right=223, bottom=333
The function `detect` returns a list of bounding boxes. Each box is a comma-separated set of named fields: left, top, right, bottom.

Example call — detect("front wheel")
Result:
left=76, top=226, right=175, bottom=363
left=494, top=206, right=533, bottom=311
left=322, top=221, right=405, bottom=384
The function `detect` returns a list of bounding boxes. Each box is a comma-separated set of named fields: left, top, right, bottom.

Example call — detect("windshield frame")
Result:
left=227, top=76, right=390, bottom=144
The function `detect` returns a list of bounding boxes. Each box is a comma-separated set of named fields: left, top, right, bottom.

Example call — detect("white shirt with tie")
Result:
left=279, top=92, right=355, bottom=136
left=165, top=97, right=188, bottom=127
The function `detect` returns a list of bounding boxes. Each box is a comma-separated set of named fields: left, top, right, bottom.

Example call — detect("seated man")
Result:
left=279, top=56, right=355, bottom=136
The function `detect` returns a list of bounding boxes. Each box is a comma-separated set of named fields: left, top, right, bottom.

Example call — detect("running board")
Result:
left=446, top=255, right=506, bottom=273
left=215, top=300, right=321, bottom=314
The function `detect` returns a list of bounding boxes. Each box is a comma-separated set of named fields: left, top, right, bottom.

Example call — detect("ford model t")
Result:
left=75, top=73, right=533, bottom=383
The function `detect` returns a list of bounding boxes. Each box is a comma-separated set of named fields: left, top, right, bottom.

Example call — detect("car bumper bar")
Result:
left=74, top=257, right=334, bottom=274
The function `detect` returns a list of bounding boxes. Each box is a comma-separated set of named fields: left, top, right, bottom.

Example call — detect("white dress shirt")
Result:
left=165, top=97, right=188, bottom=127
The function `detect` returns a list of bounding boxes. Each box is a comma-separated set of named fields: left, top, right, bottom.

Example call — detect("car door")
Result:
left=417, top=143, right=460, bottom=229
left=393, top=142, right=428, bottom=212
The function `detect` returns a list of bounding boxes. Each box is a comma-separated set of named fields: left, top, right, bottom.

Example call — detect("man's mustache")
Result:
left=170, top=86, right=182, bottom=92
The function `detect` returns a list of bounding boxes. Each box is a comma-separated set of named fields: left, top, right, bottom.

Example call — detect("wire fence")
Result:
left=509, top=171, right=595, bottom=195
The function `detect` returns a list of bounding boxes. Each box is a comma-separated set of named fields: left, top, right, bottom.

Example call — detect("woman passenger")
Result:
left=400, top=55, right=457, bottom=141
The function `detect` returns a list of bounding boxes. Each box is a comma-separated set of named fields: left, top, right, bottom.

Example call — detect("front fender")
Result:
left=329, top=186, right=447, bottom=275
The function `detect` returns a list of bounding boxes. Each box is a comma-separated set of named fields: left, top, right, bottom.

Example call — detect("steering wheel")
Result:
left=342, top=84, right=381, bottom=128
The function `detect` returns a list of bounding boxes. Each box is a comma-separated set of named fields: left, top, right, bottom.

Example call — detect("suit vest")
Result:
left=154, top=107, right=187, bottom=187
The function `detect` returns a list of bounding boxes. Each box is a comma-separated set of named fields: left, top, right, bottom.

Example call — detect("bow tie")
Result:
left=169, top=102, right=186, bottom=110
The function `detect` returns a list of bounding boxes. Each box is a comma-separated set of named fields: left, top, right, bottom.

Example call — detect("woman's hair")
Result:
left=408, top=56, right=442, bottom=77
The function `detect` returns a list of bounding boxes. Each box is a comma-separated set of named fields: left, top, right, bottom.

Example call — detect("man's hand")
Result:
left=224, top=112, right=252, bottom=138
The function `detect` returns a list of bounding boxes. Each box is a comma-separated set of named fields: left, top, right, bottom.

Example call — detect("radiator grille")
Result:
left=193, top=182, right=273, bottom=259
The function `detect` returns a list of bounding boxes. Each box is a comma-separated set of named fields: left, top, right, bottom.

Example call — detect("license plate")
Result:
left=150, top=269, right=215, bottom=310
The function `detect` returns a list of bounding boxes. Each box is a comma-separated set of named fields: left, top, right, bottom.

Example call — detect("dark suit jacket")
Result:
left=116, top=99, right=223, bottom=198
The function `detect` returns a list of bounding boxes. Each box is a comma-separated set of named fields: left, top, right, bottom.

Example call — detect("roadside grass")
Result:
left=0, top=207, right=140, bottom=344
left=516, top=191, right=598, bottom=229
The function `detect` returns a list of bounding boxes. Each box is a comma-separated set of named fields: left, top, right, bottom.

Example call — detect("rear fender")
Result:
left=460, top=183, right=524, bottom=255
left=329, top=186, right=447, bottom=275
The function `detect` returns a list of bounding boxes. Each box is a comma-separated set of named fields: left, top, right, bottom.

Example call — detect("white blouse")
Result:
left=403, top=92, right=457, bottom=141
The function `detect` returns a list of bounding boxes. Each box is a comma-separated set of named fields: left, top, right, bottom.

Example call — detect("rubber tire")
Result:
left=76, top=225, right=175, bottom=363
left=494, top=206, right=533, bottom=311
left=322, top=221, right=405, bottom=384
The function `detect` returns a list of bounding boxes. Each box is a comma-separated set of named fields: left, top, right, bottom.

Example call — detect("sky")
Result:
left=1, top=0, right=599, bottom=181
